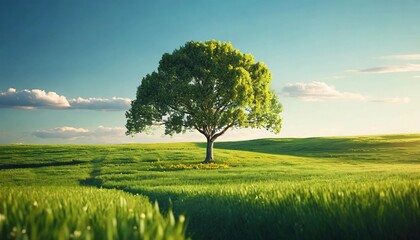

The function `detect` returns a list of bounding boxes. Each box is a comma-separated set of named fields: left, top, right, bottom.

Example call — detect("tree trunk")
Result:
left=204, top=137, right=215, bottom=163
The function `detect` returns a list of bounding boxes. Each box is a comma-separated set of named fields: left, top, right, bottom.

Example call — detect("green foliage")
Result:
left=126, top=40, right=282, bottom=141
left=0, top=187, right=186, bottom=240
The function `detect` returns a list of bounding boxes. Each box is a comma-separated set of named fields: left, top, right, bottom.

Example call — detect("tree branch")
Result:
left=211, top=123, right=235, bottom=142
left=168, top=104, right=191, bottom=115
left=194, top=125, right=207, bottom=137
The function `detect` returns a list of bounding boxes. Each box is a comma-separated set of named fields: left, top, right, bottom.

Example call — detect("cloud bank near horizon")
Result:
left=69, top=97, right=131, bottom=111
left=337, top=53, right=420, bottom=76
left=369, top=97, right=411, bottom=104
left=282, top=82, right=365, bottom=101
left=282, top=82, right=410, bottom=103
left=377, top=54, right=420, bottom=60
left=0, top=88, right=70, bottom=109
left=0, top=88, right=131, bottom=111
left=32, top=126, right=126, bottom=139
left=352, top=64, right=420, bottom=74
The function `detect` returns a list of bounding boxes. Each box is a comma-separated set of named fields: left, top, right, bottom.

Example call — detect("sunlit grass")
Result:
left=1, top=134, right=419, bottom=239
left=0, top=187, right=186, bottom=240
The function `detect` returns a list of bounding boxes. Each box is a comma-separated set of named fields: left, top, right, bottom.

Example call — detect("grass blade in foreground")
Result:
left=0, top=187, right=187, bottom=240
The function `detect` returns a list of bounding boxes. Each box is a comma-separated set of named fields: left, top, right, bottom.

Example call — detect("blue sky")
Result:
left=1, top=0, right=420, bottom=143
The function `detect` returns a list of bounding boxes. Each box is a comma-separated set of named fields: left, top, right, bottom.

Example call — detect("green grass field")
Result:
left=1, top=134, right=420, bottom=239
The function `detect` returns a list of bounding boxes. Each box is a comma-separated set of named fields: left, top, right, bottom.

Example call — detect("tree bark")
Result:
left=204, top=137, right=215, bottom=163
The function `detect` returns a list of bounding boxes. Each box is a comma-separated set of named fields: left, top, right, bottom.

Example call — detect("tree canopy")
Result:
left=126, top=40, right=282, bottom=162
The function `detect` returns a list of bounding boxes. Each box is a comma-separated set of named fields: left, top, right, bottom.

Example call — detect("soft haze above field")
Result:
left=1, top=0, right=420, bottom=143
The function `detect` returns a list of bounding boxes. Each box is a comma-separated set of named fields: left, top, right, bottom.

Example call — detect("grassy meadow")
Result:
left=1, top=134, right=420, bottom=239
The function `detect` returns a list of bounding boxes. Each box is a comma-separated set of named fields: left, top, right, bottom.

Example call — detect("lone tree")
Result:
left=126, top=40, right=282, bottom=163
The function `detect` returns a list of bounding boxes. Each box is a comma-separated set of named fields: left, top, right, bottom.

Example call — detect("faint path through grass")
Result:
left=79, top=157, right=105, bottom=187
left=0, top=159, right=86, bottom=170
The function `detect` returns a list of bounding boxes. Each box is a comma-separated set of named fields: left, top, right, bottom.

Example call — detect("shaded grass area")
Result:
left=212, top=134, right=420, bottom=163
left=119, top=181, right=419, bottom=240
left=1, top=134, right=420, bottom=239
left=79, top=158, right=105, bottom=187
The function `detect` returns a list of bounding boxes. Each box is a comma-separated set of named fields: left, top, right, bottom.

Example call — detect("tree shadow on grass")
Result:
left=196, top=136, right=420, bottom=162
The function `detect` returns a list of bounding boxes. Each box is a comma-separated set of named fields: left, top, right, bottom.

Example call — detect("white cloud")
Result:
left=378, top=54, right=420, bottom=60
left=352, top=64, right=420, bottom=74
left=93, top=126, right=126, bottom=137
left=0, top=88, right=131, bottom=111
left=69, top=97, right=131, bottom=111
left=33, top=127, right=90, bottom=139
left=33, top=126, right=125, bottom=139
left=0, top=88, right=70, bottom=109
left=282, top=82, right=410, bottom=104
left=370, top=97, right=411, bottom=104
left=282, top=82, right=365, bottom=101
